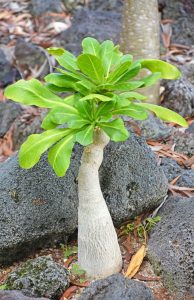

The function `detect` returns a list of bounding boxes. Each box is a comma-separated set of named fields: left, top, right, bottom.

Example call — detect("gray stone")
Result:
left=29, top=0, right=63, bottom=16
left=161, top=76, right=194, bottom=117
left=78, top=274, right=155, bottom=300
left=161, top=157, right=194, bottom=187
left=62, top=0, right=122, bottom=12
left=0, top=48, right=20, bottom=88
left=173, top=131, right=194, bottom=157
left=0, top=134, right=167, bottom=264
left=14, top=40, right=50, bottom=79
left=12, top=111, right=44, bottom=150
left=160, top=0, right=194, bottom=46
left=0, top=101, right=23, bottom=137
left=0, top=290, right=49, bottom=300
left=160, top=157, right=183, bottom=182
left=136, top=114, right=173, bottom=141
left=6, top=256, right=69, bottom=299
left=148, top=196, right=194, bottom=300
left=59, top=8, right=121, bottom=55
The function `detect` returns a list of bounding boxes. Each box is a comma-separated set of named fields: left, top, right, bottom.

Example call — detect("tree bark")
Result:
left=78, top=129, right=122, bottom=279
left=120, top=0, right=160, bottom=104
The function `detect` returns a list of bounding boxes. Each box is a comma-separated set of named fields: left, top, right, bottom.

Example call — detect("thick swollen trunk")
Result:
left=120, top=0, right=160, bottom=104
left=78, top=129, right=122, bottom=279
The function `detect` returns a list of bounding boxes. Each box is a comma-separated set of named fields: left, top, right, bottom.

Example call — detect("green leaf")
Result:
left=80, top=93, right=112, bottom=102
left=112, top=103, right=148, bottom=120
left=71, top=264, right=86, bottom=276
left=0, top=284, right=7, bottom=290
left=47, top=47, right=65, bottom=56
left=46, top=83, right=73, bottom=93
left=74, top=80, right=96, bottom=95
left=64, top=246, right=78, bottom=258
left=114, top=81, right=144, bottom=91
left=48, top=49, right=78, bottom=72
left=51, top=106, right=79, bottom=124
left=19, top=128, right=71, bottom=169
left=67, top=116, right=91, bottom=129
left=4, top=79, right=72, bottom=109
left=48, top=133, right=75, bottom=176
left=135, top=103, right=188, bottom=127
left=107, top=61, right=131, bottom=83
left=76, top=125, right=94, bottom=146
left=120, top=54, right=133, bottom=64
left=116, top=63, right=141, bottom=83
left=75, top=101, right=93, bottom=121
left=77, top=54, right=105, bottom=84
left=140, top=59, right=181, bottom=79
left=45, top=73, right=77, bottom=87
left=120, top=91, right=147, bottom=100
left=41, top=110, right=58, bottom=130
left=95, top=102, right=114, bottom=119
left=99, top=40, right=121, bottom=76
left=141, top=72, right=161, bottom=87
left=82, top=37, right=100, bottom=56
left=99, top=118, right=129, bottom=142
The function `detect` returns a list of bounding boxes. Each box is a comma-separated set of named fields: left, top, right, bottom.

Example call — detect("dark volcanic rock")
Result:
left=62, top=0, right=122, bottom=12
left=161, top=157, right=194, bottom=187
left=0, top=48, right=20, bottom=88
left=14, top=40, right=50, bottom=79
left=161, top=76, right=194, bottom=117
left=6, top=256, right=69, bottom=300
left=0, top=101, right=23, bottom=137
left=135, top=114, right=173, bottom=141
left=59, top=8, right=121, bottom=54
left=78, top=274, right=155, bottom=300
left=160, top=0, right=194, bottom=46
left=29, top=0, right=63, bottom=16
left=172, top=131, right=194, bottom=157
left=0, top=290, right=49, bottom=300
left=0, top=134, right=167, bottom=264
left=148, top=196, right=194, bottom=300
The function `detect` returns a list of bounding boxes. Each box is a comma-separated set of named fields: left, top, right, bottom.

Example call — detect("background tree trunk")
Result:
left=120, top=0, right=160, bottom=104
left=78, top=129, right=122, bottom=279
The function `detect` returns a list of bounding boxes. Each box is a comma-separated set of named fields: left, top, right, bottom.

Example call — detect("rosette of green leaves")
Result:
left=4, top=37, right=187, bottom=177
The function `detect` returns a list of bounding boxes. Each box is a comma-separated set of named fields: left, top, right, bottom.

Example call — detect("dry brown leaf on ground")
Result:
left=125, top=244, right=146, bottom=278
left=59, top=285, right=79, bottom=300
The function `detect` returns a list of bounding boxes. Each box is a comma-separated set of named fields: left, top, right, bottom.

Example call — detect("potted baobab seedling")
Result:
left=5, top=37, right=187, bottom=279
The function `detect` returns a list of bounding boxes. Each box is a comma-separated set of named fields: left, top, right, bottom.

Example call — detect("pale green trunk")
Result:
left=120, top=0, right=160, bottom=104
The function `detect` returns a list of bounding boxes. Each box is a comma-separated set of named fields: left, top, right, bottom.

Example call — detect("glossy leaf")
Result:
left=76, top=125, right=94, bottom=146
left=45, top=73, right=77, bottom=88
left=80, top=93, right=112, bottom=102
left=41, top=110, right=58, bottom=130
left=47, top=47, right=65, bottom=56
left=99, top=40, right=121, bottom=76
left=116, top=63, right=141, bottom=83
left=120, top=54, right=133, bottom=64
left=51, top=106, right=79, bottom=124
left=48, top=48, right=78, bottom=72
left=141, top=72, right=161, bottom=87
left=4, top=79, right=72, bottom=109
left=19, top=128, right=71, bottom=168
left=141, top=59, right=181, bottom=79
left=77, top=54, right=105, bottom=83
left=112, top=104, right=148, bottom=120
left=135, top=103, right=188, bottom=127
left=107, top=61, right=131, bottom=83
left=82, top=37, right=100, bottom=56
left=99, top=118, right=129, bottom=142
left=114, top=81, right=144, bottom=91
left=46, top=83, right=73, bottom=93
left=120, top=91, right=147, bottom=100
left=48, top=133, right=75, bottom=176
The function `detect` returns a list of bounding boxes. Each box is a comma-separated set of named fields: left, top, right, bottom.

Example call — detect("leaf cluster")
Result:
left=4, top=37, right=187, bottom=177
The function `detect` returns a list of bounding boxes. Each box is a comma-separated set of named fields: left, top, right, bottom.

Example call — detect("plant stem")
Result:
left=78, top=128, right=122, bottom=279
